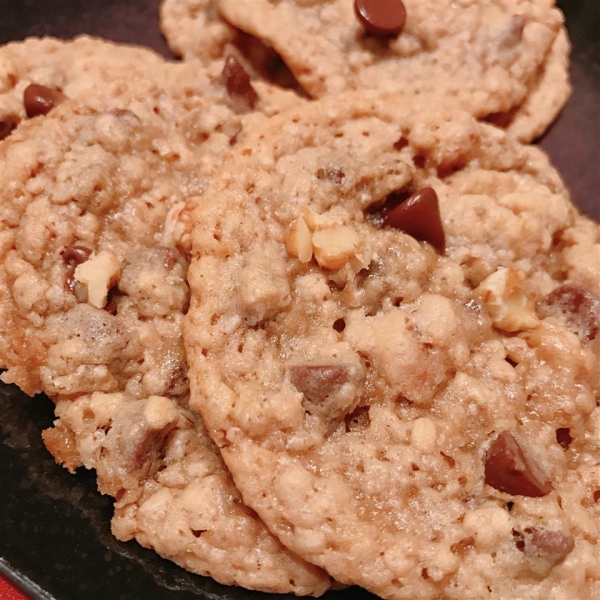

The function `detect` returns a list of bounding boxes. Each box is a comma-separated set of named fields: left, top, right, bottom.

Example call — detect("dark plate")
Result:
left=0, top=1, right=598, bottom=599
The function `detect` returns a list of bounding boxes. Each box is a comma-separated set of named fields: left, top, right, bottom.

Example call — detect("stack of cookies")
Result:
left=0, top=2, right=597, bottom=599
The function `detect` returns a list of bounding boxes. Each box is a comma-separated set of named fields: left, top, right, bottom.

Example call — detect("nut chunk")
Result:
left=476, top=268, right=540, bottom=332
left=74, top=250, right=120, bottom=309
left=485, top=431, right=552, bottom=497
left=285, top=209, right=372, bottom=272
left=285, top=215, right=313, bottom=263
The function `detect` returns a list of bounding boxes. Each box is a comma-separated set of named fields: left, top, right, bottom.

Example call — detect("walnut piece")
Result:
left=476, top=268, right=540, bottom=332
left=74, top=250, right=120, bottom=309
left=285, top=208, right=372, bottom=272
left=285, top=215, right=313, bottom=263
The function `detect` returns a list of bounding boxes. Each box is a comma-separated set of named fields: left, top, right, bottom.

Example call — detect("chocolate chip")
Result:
left=498, top=15, right=526, bottom=50
left=0, top=116, right=18, bottom=141
left=290, top=364, right=349, bottom=404
left=484, top=431, right=553, bottom=498
left=527, top=528, right=574, bottom=560
left=221, top=55, right=259, bottom=110
left=393, top=136, right=409, bottom=151
left=514, top=527, right=574, bottom=563
left=166, top=363, right=189, bottom=395
left=354, top=0, right=406, bottom=37
left=62, top=245, right=93, bottom=266
left=23, top=83, right=66, bottom=118
left=383, top=187, right=445, bottom=252
left=62, top=244, right=93, bottom=292
left=104, top=287, right=120, bottom=316
left=555, top=428, right=573, bottom=450
left=333, top=318, right=346, bottom=332
left=537, top=284, right=599, bottom=343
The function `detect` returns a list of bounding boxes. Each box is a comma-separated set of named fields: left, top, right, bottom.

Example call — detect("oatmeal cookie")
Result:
left=0, top=35, right=302, bottom=147
left=184, top=92, right=599, bottom=599
left=160, top=0, right=236, bottom=65
left=160, top=0, right=302, bottom=89
left=0, top=35, right=303, bottom=368
left=487, top=26, right=571, bottom=142
left=0, top=82, right=328, bottom=594
left=216, top=0, right=562, bottom=119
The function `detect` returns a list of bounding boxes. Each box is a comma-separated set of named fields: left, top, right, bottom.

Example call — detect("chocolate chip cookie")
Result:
left=0, top=35, right=303, bottom=150
left=0, top=47, right=328, bottom=593
left=487, top=27, right=571, bottom=142
left=0, top=35, right=302, bottom=368
left=215, top=0, right=563, bottom=129
left=184, top=92, right=599, bottom=599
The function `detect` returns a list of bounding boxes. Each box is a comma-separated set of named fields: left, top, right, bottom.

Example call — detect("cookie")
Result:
left=0, top=36, right=303, bottom=150
left=216, top=0, right=562, bottom=119
left=160, top=0, right=236, bottom=65
left=184, top=92, right=599, bottom=599
left=487, top=26, right=571, bottom=142
left=160, top=0, right=302, bottom=89
left=0, top=47, right=329, bottom=593
left=0, top=35, right=303, bottom=369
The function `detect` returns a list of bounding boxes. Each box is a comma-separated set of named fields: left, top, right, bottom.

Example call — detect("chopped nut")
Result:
left=312, top=225, right=365, bottom=270
left=285, top=215, right=313, bottom=263
left=74, top=250, right=120, bottom=309
left=301, top=206, right=330, bottom=230
left=286, top=208, right=372, bottom=272
left=476, top=268, right=540, bottom=332
left=163, top=201, right=193, bottom=256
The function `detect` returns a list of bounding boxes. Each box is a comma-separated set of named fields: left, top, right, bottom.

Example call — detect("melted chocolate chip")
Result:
left=23, top=84, right=66, bottom=118
left=393, top=136, right=409, bottom=151
left=166, top=363, right=189, bottom=395
left=354, top=0, right=406, bottom=37
left=555, top=428, right=573, bottom=450
left=62, top=244, right=92, bottom=292
left=221, top=55, right=259, bottom=110
left=498, top=15, right=526, bottom=50
left=383, top=187, right=446, bottom=252
left=289, top=364, right=349, bottom=404
left=484, top=431, right=552, bottom=498
left=514, top=527, right=574, bottom=563
left=537, top=284, right=599, bottom=343
left=104, top=287, right=120, bottom=316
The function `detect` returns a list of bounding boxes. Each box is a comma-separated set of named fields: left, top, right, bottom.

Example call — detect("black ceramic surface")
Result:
left=0, top=1, right=598, bottom=599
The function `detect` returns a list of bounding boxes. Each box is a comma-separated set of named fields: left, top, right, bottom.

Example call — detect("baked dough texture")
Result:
left=0, top=39, right=328, bottom=594
left=184, top=92, right=599, bottom=599
left=161, top=0, right=570, bottom=142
